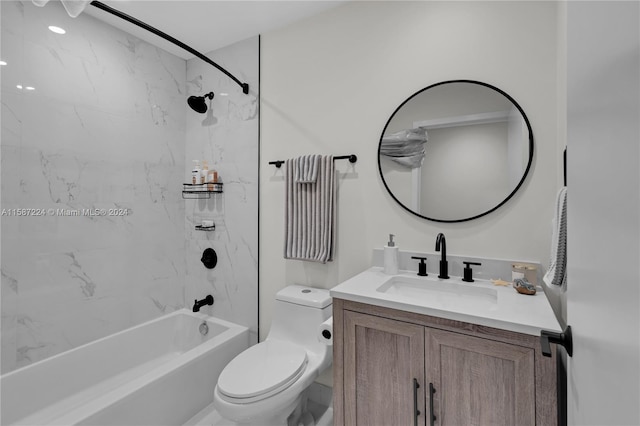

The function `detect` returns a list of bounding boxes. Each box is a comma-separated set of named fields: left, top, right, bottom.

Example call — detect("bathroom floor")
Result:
left=182, top=404, right=226, bottom=426
left=183, top=383, right=333, bottom=426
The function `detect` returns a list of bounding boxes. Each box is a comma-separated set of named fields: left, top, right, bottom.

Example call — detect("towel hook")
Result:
left=540, top=325, right=573, bottom=357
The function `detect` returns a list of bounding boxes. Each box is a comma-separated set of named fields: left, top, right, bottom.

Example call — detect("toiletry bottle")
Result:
left=207, top=168, right=215, bottom=191
left=383, top=234, right=399, bottom=275
left=192, top=160, right=201, bottom=186
left=201, top=161, right=208, bottom=185
left=512, top=263, right=538, bottom=286
left=214, top=172, right=221, bottom=192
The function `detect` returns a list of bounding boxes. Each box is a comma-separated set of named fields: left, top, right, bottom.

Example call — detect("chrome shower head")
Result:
left=188, top=92, right=214, bottom=113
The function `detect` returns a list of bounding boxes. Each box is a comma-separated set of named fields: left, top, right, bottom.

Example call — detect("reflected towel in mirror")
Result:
left=380, top=127, right=428, bottom=169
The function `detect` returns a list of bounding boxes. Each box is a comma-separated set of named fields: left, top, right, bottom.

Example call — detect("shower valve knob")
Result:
left=201, top=248, right=217, bottom=269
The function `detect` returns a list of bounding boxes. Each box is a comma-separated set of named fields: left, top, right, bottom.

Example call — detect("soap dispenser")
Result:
left=383, top=234, right=399, bottom=275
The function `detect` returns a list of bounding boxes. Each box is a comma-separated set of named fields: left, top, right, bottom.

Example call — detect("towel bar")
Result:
left=268, top=154, right=357, bottom=168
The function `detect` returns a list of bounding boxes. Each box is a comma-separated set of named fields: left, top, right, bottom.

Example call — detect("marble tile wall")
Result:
left=1, top=1, right=186, bottom=373
left=184, top=37, right=259, bottom=344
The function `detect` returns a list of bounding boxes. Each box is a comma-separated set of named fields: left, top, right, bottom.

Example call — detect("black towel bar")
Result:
left=268, top=154, right=357, bottom=168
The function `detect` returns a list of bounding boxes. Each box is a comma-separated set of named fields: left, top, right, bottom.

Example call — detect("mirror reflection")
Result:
left=378, top=80, right=533, bottom=222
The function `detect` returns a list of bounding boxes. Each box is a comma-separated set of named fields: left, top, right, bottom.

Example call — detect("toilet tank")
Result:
left=266, top=285, right=332, bottom=350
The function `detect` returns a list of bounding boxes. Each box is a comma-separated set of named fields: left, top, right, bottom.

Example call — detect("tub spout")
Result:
left=193, top=295, right=214, bottom=312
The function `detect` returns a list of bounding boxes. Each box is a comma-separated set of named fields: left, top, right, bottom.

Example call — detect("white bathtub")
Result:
left=0, top=309, right=249, bottom=425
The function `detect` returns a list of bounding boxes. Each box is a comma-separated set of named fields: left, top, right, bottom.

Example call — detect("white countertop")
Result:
left=330, top=267, right=562, bottom=336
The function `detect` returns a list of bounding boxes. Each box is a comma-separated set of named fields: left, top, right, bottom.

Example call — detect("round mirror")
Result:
left=378, top=80, right=533, bottom=223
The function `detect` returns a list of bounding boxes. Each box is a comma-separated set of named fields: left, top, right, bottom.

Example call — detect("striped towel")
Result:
left=294, top=155, right=321, bottom=183
left=544, top=187, right=567, bottom=290
left=284, top=155, right=335, bottom=263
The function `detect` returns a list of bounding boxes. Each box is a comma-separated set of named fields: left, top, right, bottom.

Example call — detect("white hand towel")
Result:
left=544, top=187, right=567, bottom=291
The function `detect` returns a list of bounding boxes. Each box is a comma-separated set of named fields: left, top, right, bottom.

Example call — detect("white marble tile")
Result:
left=15, top=2, right=185, bottom=119
left=1, top=1, right=258, bottom=375
left=0, top=92, right=23, bottom=149
left=0, top=146, right=23, bottom=206
left=1, top=265, right=19, bottom=373
left=185, top=37, right=259, bottom=344
left=1, top=0, right=186, bottom=372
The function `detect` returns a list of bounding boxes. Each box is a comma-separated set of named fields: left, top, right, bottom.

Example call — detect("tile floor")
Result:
left=183, top=383, right=333, bottom=426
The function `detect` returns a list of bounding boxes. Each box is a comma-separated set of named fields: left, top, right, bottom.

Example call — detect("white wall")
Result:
left=566, top=2, right=640, bottom=424
left=261, top=0, right=560, bottom=355
left=418, top=122, right=509, bottom=219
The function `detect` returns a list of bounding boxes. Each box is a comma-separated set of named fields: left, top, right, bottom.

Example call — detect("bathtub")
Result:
left=0, top=309, right=249, bottom=425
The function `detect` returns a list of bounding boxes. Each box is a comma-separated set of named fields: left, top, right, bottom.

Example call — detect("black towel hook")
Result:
left=540, top=325, right=573, bottom=357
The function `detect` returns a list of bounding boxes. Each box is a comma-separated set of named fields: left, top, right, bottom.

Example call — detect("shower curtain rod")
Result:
left=89, top=1, right=250, bottom=95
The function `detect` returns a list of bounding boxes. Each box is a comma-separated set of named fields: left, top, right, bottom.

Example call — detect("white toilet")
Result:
left=213, top=285, right=332, bottom=426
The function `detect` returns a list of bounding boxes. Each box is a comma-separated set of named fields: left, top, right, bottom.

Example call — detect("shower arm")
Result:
left=89, top=1, right=249, bottom=95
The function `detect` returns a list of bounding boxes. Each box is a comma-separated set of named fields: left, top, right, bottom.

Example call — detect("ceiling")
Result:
left=83, top=1, right=349, bottom=60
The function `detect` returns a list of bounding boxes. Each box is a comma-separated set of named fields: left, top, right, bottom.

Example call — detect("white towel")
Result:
left=284, top=155, right=335, bottom=263
left=380, top=127, right=428, bottom=169
left=544, top=187, right=567, bottom=290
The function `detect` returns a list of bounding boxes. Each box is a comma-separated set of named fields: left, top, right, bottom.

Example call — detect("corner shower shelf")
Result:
left=182, top=183, right=223, bottom=199
left=195, top=224, right=216, bottom=231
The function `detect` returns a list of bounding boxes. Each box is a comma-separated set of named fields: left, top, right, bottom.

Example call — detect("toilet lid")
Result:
left=217, top=340, right=308, bottom=400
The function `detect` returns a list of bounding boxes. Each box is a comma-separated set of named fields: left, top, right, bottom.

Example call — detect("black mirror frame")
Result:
left=378, top=79, right=534, bottom=223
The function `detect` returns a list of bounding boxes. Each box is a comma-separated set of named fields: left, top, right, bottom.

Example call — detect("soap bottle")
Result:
left=201, top=161, right=209, bottom=185
left=207, top=168, right=215, bottom=191
left=383, top=234, right=399, bottom=275
left=192, top=160, right=201, bottom=186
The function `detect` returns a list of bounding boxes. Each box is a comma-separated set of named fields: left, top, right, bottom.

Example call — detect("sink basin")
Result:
left=376, top=276, right=498, bottom=310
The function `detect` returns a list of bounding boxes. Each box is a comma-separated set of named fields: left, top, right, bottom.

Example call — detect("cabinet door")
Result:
left=426, top=328, right=535, bottom=426
left=344, top=310, right=425, bottom=426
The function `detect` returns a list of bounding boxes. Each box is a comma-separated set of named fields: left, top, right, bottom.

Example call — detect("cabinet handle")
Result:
left=413, top=378, right=421, bottom=426
left=429, top=382, right=437, bottom=426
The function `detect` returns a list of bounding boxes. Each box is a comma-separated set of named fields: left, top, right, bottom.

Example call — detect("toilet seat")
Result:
left=217, top=340, right=308, bottom=404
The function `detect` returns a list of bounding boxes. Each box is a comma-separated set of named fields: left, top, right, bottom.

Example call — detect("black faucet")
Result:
left=435, top=233, right=449, bottom=279
left=193, top=295, right=214, bottom=312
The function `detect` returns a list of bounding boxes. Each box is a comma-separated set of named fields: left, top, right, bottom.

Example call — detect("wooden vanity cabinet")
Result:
left=342, top=310, right=425, bottom=425
left=333, top=298, right=557, bottom=426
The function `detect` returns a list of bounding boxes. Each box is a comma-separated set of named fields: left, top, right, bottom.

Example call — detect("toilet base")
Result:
left=215, top=391, right=310, bottom=426
left=286, top=390, right=315, bottom=426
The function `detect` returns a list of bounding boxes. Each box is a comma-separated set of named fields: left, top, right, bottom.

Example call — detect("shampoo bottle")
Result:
left=383, top=234, right=399, bottom=275
left=192, top=160, right=201, bottom=186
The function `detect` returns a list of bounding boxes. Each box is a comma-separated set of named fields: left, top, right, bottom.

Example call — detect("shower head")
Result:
left=188, top=92, right=214, bottom=113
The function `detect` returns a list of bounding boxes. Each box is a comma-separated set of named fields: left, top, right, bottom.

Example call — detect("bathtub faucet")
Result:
left=193, top=295, right=214, bottom=312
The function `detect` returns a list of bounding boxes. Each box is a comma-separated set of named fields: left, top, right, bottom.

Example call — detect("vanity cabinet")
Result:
left=333, top=298, right=557, bottom=426
left=343, top=311, right=425, bottom=425
left=427, top=328, right=535, bottom=425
